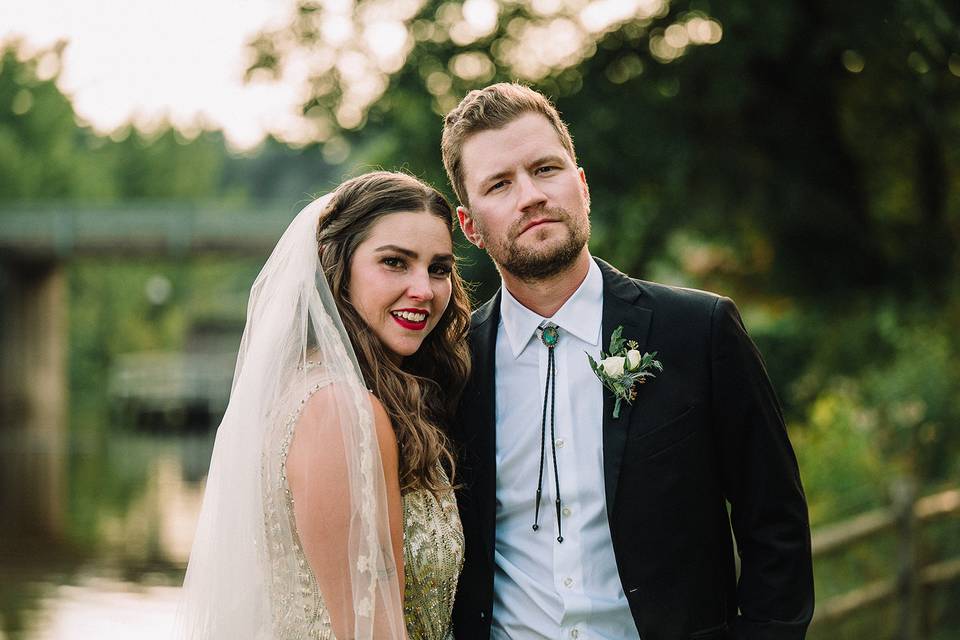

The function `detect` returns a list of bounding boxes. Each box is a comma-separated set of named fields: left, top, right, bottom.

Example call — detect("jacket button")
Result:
left=479, top=611, right=485, bottom=620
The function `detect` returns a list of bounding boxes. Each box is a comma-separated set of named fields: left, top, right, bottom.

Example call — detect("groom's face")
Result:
left=457, top=112, right=590, bottom=281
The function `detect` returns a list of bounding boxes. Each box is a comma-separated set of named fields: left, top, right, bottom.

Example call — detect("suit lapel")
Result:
left=467, top=291, right=501, bottom=565
left=597, top=259, right=653, bottom=521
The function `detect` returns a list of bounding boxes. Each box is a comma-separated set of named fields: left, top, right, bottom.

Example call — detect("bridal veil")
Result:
left=173, top=194, right=406, bottom=639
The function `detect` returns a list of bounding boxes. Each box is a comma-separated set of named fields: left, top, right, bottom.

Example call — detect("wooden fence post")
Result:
left=892, top=477, right=920, bottom=640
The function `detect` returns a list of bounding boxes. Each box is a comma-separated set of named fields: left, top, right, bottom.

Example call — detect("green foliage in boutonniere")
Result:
left=586, top=326, right=663, bottom=419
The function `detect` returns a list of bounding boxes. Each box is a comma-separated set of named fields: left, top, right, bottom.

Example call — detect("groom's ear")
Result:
left=578, top=167, right=590, bottom=206
left=457, top=205, right=485, bottom=249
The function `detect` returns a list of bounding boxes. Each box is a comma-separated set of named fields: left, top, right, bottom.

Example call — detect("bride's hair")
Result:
left=316, top=171, right=471, bottom=493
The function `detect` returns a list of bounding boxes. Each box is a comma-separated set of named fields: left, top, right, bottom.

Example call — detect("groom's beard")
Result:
left=482, top=204, right=590, bottom=282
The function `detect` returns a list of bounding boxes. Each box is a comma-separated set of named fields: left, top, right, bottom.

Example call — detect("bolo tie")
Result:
left=533, top=322, right=564, bottom=543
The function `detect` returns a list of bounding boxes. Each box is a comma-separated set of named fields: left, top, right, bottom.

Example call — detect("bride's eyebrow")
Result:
left=374, top=244, right=417, bottom=257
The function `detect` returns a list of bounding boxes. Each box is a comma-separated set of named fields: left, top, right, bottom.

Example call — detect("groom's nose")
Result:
left=516, top=172, right=548, bottom=212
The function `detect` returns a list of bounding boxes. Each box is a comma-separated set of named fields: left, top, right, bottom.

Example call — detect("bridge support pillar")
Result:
left=0, top=261, right=67, bottom=539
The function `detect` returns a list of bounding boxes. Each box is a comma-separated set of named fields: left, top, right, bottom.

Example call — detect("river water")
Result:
left=0, top=426, right=215, bottom=640
left=3, top=415, right=959, bottom=639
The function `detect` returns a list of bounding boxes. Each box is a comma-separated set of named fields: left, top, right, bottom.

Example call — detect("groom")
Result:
left=443, top=83, right=814, bottom=640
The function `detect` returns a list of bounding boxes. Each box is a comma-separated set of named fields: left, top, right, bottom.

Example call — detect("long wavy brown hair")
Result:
left=316, top=171, right=471, bottom=493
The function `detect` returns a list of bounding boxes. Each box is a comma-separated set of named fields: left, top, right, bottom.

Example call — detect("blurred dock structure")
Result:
left=109, top=351, right=237, bottom=432
left=0, top=204, right=294, bottom=535
left=109, top=295, right=247, bottom=431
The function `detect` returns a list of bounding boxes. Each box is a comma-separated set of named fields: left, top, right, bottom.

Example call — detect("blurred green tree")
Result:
left=248, top=0, right=960, bottom=488
left=0, top=40, right=229, bottom=203
left=248, top=0, right=960, bottom=302
left=0, top=41, right=250, bottom=430
left=0, top=41, right=117, bottom=200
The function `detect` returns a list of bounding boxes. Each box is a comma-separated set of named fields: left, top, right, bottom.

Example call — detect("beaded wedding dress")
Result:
left=175, top=193, right=462, bottom=640
left=262, top=367, right=464, bottom=640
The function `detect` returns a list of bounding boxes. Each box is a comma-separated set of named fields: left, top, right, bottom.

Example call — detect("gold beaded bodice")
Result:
left=262, top=376, right=463, bottom=639
left=400, top=479, right=463, bottom=640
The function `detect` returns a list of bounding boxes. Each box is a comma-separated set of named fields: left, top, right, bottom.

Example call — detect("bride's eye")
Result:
left=381, top=256, right=405, bottom=269
left=430, top=263, right=453, bottom=277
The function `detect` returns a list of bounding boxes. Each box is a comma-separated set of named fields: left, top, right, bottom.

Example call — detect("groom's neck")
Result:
left=501, top=250, right=592, bottom=318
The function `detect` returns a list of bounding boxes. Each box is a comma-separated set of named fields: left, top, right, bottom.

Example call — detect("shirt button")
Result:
left=555, top=438, right=565, bottom=448
left=562, top=506, right=572, bottom=517
left=563, top=577, right=573, bottom=588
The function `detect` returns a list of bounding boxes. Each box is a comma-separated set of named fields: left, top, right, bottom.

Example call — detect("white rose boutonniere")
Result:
left=601, top=356, right=626, bottom=377
left=586, top=326, right=663, bottom=418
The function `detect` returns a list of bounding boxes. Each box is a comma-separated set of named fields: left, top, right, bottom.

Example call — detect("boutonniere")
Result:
left=586, top=326, right=663, bottom=419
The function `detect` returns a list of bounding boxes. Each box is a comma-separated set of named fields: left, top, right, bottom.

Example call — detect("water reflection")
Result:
left=15, top=579, right=181, bottom=640
left=0, top=425, right=213, bottom=640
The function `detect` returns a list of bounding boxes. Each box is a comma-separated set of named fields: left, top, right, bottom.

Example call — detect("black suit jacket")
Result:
left=450, top=258, right=814, bottom=640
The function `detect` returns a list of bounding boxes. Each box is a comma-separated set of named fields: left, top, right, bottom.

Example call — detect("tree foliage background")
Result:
left=2, top=0, right=960, bottom=633
left=248, top=0, right=960, bottom=491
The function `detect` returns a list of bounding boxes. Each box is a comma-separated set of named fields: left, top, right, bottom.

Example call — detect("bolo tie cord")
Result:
left=533, top=325, right=563, bottom=543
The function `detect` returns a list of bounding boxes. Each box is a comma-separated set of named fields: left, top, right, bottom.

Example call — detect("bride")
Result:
left=174, top=172, right=471, bottom=639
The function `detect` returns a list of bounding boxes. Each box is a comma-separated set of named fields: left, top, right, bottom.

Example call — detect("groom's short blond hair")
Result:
left=441, top=83, right=578, bottom=206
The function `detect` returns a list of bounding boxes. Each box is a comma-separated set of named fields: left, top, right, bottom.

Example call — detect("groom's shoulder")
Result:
left=637, top=278, right=725, bottom=313
left=469, top=293, right=500, bottom=330
left=598, top=257, right=725, bottom=315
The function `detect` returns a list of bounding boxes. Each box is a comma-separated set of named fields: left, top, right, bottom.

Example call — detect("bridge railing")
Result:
left=0, top=205, right=300, bottom=258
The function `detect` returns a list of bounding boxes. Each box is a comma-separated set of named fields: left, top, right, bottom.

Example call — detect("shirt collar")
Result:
left=499, top=257, right=604, bottom=359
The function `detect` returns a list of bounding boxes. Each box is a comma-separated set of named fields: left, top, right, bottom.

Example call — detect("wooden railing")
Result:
left=810, top=483, right=960, bottom=637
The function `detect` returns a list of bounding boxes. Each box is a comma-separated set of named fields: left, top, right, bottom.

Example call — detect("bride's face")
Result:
left=349, top=210, right=455, bottom=360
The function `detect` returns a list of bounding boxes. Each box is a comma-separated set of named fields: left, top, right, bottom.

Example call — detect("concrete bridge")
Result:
left=0, top=204, right=297, bottom=537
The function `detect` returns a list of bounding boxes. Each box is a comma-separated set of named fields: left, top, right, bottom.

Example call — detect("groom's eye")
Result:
left=487, top=180, right=507, bottom=193
left=536, top=165, right=558, bottom=175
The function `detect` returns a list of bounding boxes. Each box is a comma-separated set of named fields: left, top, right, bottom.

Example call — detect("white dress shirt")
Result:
left=491, top=258, right=641, bottom=640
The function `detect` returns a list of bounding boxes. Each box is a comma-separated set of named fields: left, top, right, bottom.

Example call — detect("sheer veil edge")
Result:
left=173, top=194, right=405, bottom=639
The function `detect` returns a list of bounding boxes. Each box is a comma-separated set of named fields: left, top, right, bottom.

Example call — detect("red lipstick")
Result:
left=390, top=308, right=429, bottom=331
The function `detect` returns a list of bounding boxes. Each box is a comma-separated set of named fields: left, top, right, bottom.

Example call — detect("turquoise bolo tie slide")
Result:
left=533, top=323, right=564, bottom=543
left=540, top=324, right=559, bottom=347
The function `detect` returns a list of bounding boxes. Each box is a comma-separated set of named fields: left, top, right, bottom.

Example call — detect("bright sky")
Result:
left=0, top=0, right=303, bottom=149
left=1, top=0, right=713, bottom=151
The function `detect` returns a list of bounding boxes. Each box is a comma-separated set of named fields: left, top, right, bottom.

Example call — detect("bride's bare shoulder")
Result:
left=286, top=379, right=397, bottom=472
left=367, top=393, right=399, bottom=468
